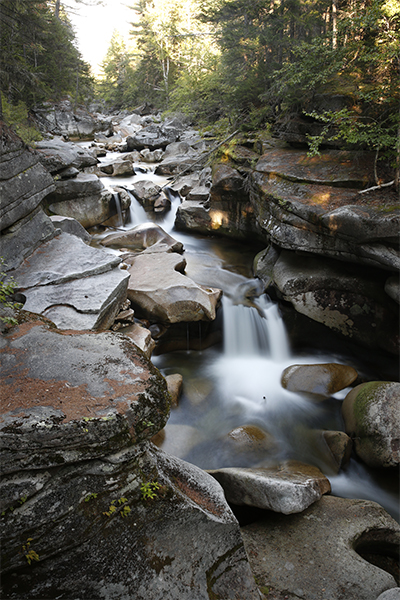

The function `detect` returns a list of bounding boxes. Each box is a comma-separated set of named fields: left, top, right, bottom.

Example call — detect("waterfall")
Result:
left=111, top=191, right=124, bottom=227
left=125, top=190, right=147, bottom=226
left=222, top=295, right=290, bottom=361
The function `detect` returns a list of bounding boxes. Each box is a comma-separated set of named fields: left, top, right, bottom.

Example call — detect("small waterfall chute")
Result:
left=111, top=191, right=124, bottom=227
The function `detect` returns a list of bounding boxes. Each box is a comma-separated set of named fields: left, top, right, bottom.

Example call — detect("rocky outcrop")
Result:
left=0, top=318, right=259, bottom=600
left=32, top=101, right=113, bottom=139
left=0, top=123, right=57, bottom=270
left=0, top=125, right=55, bottom=232
left=209, top=461, right=331, bottom=514
left=250, top=148, right=399, bottom=272
left=342, top=381, right=400, bottom=468
left=176, top=163, right=259, bottom=239
left=272, top=250, right=399, bottom=354
left=241, top=495, right=400, bottom=600
left=11, top=232, right=128, bottom=331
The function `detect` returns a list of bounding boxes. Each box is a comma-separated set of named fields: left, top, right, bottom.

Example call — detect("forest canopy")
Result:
left=1, top=0, right=399, bottom=182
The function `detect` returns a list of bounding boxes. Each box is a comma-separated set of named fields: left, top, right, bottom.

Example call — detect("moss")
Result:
left=352, top=382, right=386, bottom=432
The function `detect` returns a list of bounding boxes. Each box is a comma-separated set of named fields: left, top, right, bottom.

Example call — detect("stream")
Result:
left=88, top=147, right=399, bottom=523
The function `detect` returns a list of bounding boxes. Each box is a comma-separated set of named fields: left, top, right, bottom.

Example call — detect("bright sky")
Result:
left=69, top=0, right=136, bottom=76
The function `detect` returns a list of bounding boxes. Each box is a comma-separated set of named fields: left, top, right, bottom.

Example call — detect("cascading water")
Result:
left=84, top=143, right=399, bottom=522
left=111, top=191, right=124, bottom=227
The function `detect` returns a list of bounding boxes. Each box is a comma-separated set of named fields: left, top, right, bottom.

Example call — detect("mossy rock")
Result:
left=342, top=382, right=400, bottom=468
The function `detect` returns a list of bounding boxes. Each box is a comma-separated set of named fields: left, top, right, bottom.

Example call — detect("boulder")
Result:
left=124, top=322, right=156, bottom=359
left=126, top=252, right=222, bottom=324
left=0, top=320, right=170, bottom=472
left=281, top=363, right=358, bottom=397
left=175, top=198, right=212, bottom=234
left=126, top=122, right=181, bottom=151
left=155, top=141, right=199, bottom=175
left=111, top=158, right=135, bottom=176
left=102, top=223, right=184, bottom=254
left=48, top=187, right=118, bottom=229
left=140, top=148, right=164, bottom=163
left=11, top=232, right=121, bottom=289
left=241, top=495, right=400, bottom=600
left=35, top=137, right=97, bottom=174
left=153, top=193, right=171, bottom=213
left=22, top=268, right=130, bottom=331
left=187, top=185, right=211, bottom=203
left=165, top=373, right=183, bottom=407
left=0, top=317, right=260, bottom=599
left=209, top=460, right=331, bottom=514
left=322, top=430, right=353, bottom=471
left=130, top=179, right=163, bottom=209
left=0, top=122, right=56, bottom=232
left=223, top=425, right=280, bottom=465
left=8, top=231, right=129, bottom=331
left=342, top=382, right=400, bottom=468
left=376, top=590, right=400, bottom=600
left=46, top=172, right=104, bottom=201
left=273, top=250, right=399, bottom=355
left=170, top=173, right=200, bottom=197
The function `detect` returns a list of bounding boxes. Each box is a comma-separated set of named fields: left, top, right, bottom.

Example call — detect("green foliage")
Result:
left=84, top=493, right=98, bottom=502
left=1, top=94, right=42, bottom=144
left=0, top=0, right=94, bottom=110
left=103, top=497, right=131, bottom=518
left=0, top=258, right=22, bottom=326
left=22, top=539, right=40, bottom=565
left=140, top=480, right=160, bottom=501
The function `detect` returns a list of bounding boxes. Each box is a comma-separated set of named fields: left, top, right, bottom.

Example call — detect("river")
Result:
left=89, top=148, right=399, bottom=523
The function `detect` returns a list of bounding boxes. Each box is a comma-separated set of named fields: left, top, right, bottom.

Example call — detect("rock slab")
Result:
left=209, top=461, right=331, bottom=514
left=241, top=495, right=400, bottom=600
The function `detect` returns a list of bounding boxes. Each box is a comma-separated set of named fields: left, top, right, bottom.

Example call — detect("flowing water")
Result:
left=88, top=146, right=399, bottom=522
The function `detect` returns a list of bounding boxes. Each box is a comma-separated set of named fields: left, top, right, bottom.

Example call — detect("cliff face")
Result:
left=0, top=122, right=57, bottom=270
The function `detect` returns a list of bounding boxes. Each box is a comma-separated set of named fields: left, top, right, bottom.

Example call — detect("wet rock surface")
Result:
left=241, top=495, right=400, bottom=600
left=208, top=461, right=331, bottom=514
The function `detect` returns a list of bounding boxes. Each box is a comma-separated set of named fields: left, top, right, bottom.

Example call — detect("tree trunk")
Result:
left=55, top=0, right=61, bottom=19
left=332, top=0, right=338, bottom=48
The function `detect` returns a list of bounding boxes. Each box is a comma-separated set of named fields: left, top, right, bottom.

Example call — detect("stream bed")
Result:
left=89, top=148, right=399, bottom=523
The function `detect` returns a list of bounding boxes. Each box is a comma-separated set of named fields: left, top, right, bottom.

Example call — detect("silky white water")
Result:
left=86, top=147, right=399, bottom=522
